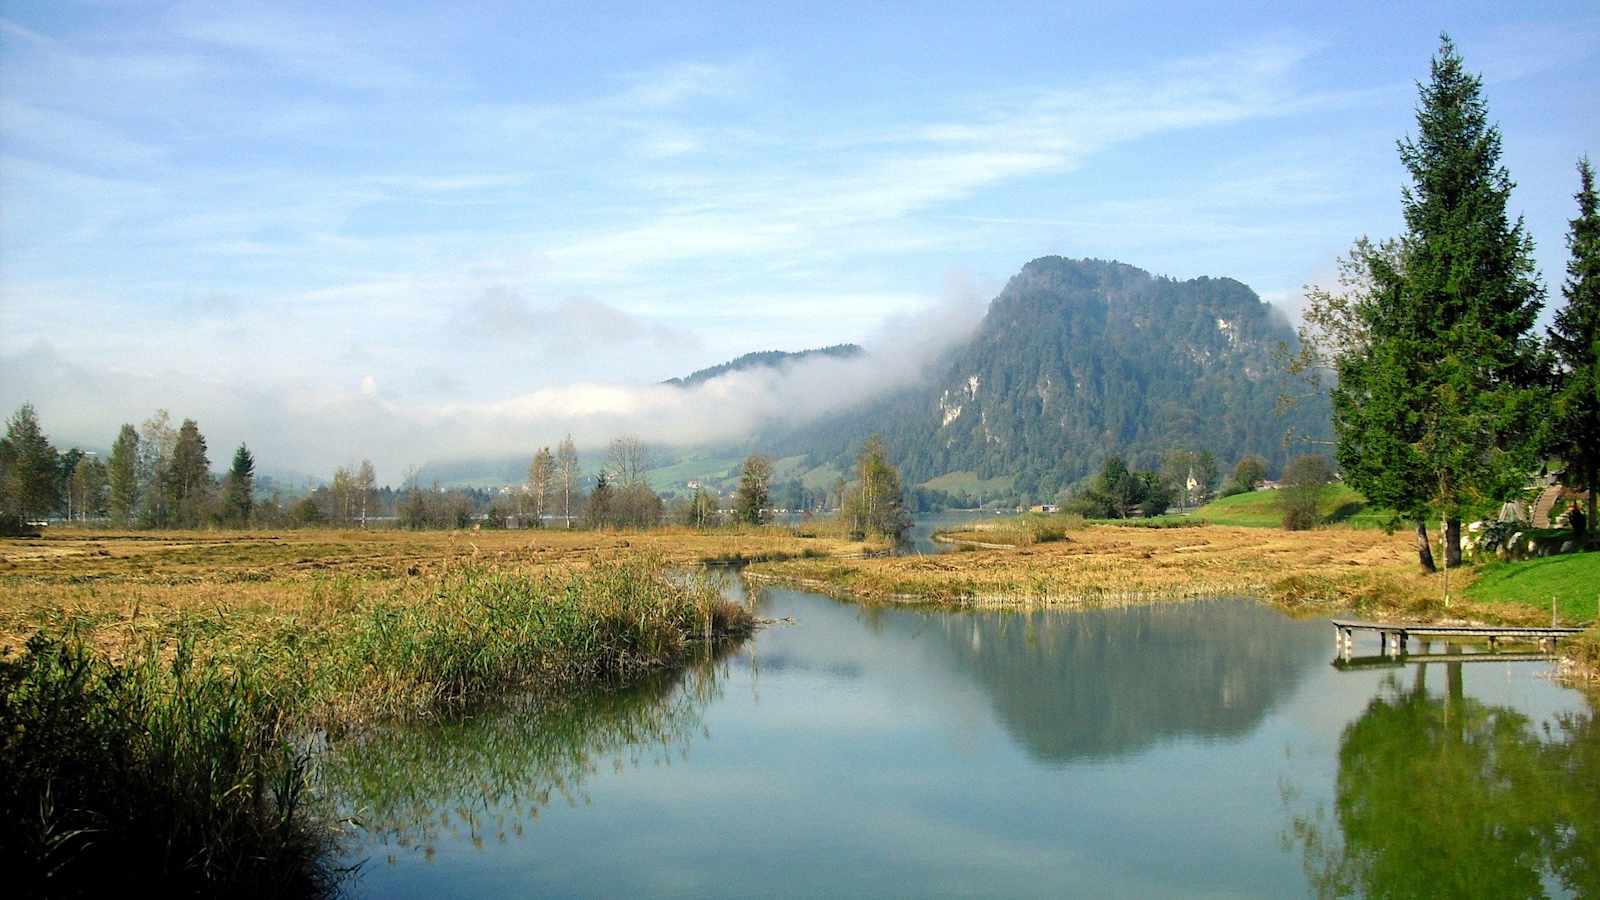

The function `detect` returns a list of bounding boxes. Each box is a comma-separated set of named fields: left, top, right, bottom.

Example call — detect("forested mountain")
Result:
left=414, top=258, right=1326, bottom=499
left=664, top=343, right=863, bottom=387
left=767, top=257, right=1329, bottom=500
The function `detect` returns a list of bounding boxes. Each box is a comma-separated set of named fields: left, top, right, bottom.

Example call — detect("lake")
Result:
left=330, top=579, right=1597, bottom=898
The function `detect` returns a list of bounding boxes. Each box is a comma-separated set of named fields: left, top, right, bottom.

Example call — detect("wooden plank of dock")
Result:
left=1329, top=618, right=1584, bottom=659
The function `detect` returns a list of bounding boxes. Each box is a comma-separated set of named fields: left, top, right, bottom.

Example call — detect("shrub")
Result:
left=1280, top=455, right=1333, bottom=531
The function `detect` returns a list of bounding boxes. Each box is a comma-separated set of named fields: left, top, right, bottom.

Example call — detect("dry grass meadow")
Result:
left=0, top=525, right=880, bottom=656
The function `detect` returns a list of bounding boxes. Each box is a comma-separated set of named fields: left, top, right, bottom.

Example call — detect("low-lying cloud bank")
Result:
left=0, top=278, right=987, bottom=483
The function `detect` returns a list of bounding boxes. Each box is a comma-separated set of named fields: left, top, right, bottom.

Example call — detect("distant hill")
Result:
left=664, top=344, right=864, bottom=387
left=765, top=257, right=1330, bottom=501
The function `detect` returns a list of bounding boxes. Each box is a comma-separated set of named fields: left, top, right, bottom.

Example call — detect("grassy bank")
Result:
left=1193, top=485, right=1391, bottom=528
left=1463, top=552, right=1600, bottom=623
left=0, top=526, right=868, bottom=896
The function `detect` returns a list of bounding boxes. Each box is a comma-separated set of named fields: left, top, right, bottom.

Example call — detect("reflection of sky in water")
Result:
left=339, top=586, right=1593, bottom=899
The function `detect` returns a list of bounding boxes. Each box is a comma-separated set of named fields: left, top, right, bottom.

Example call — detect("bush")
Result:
left=0, top=512, right=39, bottom=537
left=1280, top=455, right=1333, bottom=531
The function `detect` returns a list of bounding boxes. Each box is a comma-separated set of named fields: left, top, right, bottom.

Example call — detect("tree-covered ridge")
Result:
left=663, top=343, right=864, bottom=387
left=772, top=257, right=1329, bottom=500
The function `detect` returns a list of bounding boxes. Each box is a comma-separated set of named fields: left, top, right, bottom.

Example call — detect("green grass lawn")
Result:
left=1464, top=551, right=1600, bottom=624
left=1194, top=485, right=1388, bottom=528
left=643, top=452, right=743, bottom=492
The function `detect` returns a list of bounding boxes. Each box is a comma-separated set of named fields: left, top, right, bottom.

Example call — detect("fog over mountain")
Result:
left=0, top=273, right=989, bottom=480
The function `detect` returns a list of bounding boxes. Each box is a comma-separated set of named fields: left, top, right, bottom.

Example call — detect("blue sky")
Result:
left=1, top=1, right=1596, bottom=476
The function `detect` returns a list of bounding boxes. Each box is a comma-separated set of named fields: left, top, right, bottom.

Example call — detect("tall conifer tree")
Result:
left=1330, top=35, right=1544, bottom=570
left=108, top=424, right=140, bottom=525
left=1551, top=158, right=1600, bottom=526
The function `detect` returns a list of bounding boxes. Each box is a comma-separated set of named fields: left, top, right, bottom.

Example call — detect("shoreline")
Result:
left=746, top=523, right=1600, bottom=684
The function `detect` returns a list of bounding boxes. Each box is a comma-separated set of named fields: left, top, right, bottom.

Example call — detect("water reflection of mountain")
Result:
left=925, top=599, right=1327, bottom=762
left=1290, top=666, right=1598, bottom=898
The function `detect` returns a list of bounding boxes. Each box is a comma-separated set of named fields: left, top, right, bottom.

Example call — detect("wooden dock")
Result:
left=1330, top=618, right=1584, bottom=659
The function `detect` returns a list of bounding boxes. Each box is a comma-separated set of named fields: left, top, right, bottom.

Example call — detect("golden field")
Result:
left=0, top=525, right=882, bottom=656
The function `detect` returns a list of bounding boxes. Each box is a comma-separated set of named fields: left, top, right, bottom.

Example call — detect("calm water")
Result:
left=899, top=509, right=991, bottom=554
left=330, top=583, right=1598, bottom=898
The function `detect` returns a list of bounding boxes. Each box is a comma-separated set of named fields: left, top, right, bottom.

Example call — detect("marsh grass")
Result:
left=1086, top=515, right=1206, bottom=529
left=1567, top=628, right=1600, bottom=681
left=0, top=553, right=755, bottom=896
left=935, top=512, right=1083, bottom=547
left=0, top=633, right=336, bottom=899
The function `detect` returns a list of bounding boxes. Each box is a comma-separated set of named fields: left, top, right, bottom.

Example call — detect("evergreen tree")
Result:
left=734, top=454, right=772, bottom=525
left=55, top=448, right=84, bottom=518
left=586, top=470, right=614, bottom=528
left=108, top=424, right=140, bottom=525
left=1328, top=36, right=1545, bottom=570
left=1551, top=157, right=1600, bottom=528
left=1194, top=450, right=1219, bottom=502
left=1, top=404, right=59, bottom=521
left=1397, top=36, right=1544, bottom=564
left=168, top=419, right=211, bottom=528
left=224, top=444, right=255, bottom=527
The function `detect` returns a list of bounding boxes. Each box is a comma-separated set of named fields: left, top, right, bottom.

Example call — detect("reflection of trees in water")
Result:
left=322, top=658, right=726, bottom=859
left=1287, top=664, right=1598, bottom=899
left=935, top=599, right=1325, bottom=761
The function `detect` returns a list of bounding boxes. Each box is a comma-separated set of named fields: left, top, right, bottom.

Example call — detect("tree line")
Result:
left=1, top=405, right=914, bottom=541
left=518, top=433, right=910, bottom=539
left=1, top=407, right=258, bottom=532
left=1057, top=449, right=1268, bottom=519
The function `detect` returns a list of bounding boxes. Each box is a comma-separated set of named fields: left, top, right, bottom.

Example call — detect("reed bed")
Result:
left=1, top=633, right=335, bottom=899
left=933, top=512, right=1084, bottom=548
left=0, top=537, right=765, bottom=897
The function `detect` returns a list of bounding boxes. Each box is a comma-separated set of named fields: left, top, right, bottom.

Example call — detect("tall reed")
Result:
left=0, top=632, right=336, bottom=899
left=0, top=557, right=754, bottom=895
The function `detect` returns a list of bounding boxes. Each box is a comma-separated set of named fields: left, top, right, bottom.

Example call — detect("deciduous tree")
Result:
left=557, top=435, right=579, bottom=528
left=1280, top=454, right=1333, bottom=530
left=734, top=454, right=772, bottom=525
left=528, top=447, right=554, bottom=525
